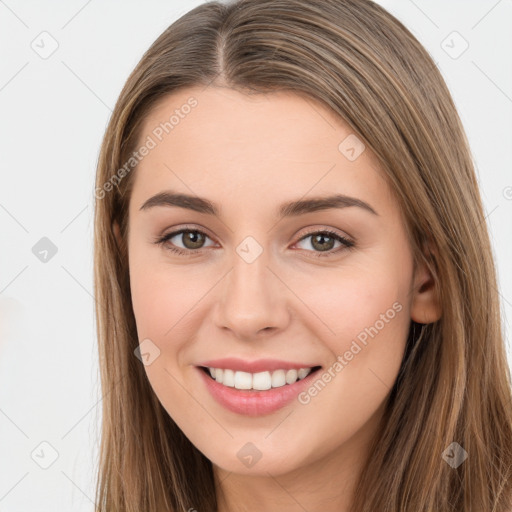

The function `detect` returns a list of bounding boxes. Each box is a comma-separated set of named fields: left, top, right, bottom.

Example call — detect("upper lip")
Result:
left=196, top=357, right=321, bottom=374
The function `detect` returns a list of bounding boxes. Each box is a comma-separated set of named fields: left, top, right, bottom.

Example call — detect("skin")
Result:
left=114, top=86, right=441, bottom=511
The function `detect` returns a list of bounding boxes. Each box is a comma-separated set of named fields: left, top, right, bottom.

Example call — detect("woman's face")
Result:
left=121, top=86, right=438, bottom=479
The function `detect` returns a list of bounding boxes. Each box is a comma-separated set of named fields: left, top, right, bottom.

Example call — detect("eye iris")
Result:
left=182, top=230, right=205, bottom=249
left=311, top=233, right=335, bottom=251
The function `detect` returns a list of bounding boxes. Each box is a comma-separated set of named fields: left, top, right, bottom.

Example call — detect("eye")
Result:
left=154, top=227, right=216, bottom=256
left=154, top=226, right=355, bottom=258
left=294, top=229, right=355, bottom=258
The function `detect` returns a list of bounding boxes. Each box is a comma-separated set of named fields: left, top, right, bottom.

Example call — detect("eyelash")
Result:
left=153, top=225, right=355, bottom=258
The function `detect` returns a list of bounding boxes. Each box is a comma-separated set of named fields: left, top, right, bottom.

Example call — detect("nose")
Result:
left=213, top=248, right=291, bottom=341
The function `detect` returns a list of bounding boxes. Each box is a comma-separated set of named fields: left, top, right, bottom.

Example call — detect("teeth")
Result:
left=271, top=369, right=286, bottom=387
left=253, top=371, right=272, bottom=390
left=297, top=368, right=310, bottom=379
left=234, top=371, right=252, bottom=390
left=285, top=369, right=298, bottom=384
left=206, top=366, right=314, bottom=390
left=222, top=369, right=235, bottom=387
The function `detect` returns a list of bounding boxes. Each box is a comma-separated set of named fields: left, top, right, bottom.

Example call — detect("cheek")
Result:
left=130, top=268, right=189, bottom=338
left=290, top=253, right=412, bottom=414
left=293, top=259, right=410, bottom=351
left=128, top=255, right=209, bottom=431
left=128, top=239, right=202, bottom=341
left=287, top=269, right=410, bottom=458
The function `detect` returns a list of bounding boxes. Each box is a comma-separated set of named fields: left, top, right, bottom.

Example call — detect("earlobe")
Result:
left=410, top=258, right=442, bottom=324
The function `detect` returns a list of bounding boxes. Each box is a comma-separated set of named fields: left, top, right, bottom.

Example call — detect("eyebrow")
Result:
left=139, top=191, right=378, bottom=217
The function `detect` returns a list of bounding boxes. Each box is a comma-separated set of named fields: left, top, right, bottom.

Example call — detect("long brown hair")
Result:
left=93, top=0, right=512, bottom=510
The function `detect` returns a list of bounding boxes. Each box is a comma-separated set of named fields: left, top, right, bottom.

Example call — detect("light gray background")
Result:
left=0, top=0, right=511, bottom=510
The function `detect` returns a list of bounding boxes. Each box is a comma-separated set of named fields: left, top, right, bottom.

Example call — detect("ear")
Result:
left=410, top=246, right=442, bottom=324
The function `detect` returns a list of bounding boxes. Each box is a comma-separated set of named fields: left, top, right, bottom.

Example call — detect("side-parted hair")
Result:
left=93, top=0, right=512, bottom=510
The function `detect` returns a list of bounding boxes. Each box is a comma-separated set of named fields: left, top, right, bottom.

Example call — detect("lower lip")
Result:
left=196, top=367, right=320, bottom=416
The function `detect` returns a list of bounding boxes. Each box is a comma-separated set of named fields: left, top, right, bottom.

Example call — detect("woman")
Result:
left=93, top=0, right=512, bottom=510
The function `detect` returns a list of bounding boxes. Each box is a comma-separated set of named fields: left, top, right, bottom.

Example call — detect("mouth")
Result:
left=198, top=365, right=323, bottom=391
left=196, top=364, right=323, bottom=416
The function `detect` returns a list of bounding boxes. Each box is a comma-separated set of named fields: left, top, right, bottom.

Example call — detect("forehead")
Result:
left=130, top=86, right=393, bottom=218
left=138, top=86, right=371, bottom=162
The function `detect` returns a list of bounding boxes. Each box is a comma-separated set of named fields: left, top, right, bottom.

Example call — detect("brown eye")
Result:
left=180, top=230, right=207, bottom=250
left=155, top=228, right=216, bottom=255
left=295, top=229, right=355, bottom=258
left=310, top=233, right=336, bottom=252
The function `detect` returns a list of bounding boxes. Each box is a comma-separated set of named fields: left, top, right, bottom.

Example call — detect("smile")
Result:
left=203, top=366, right=317, bottom=390
left=196, top=363, right=323, bottom=416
